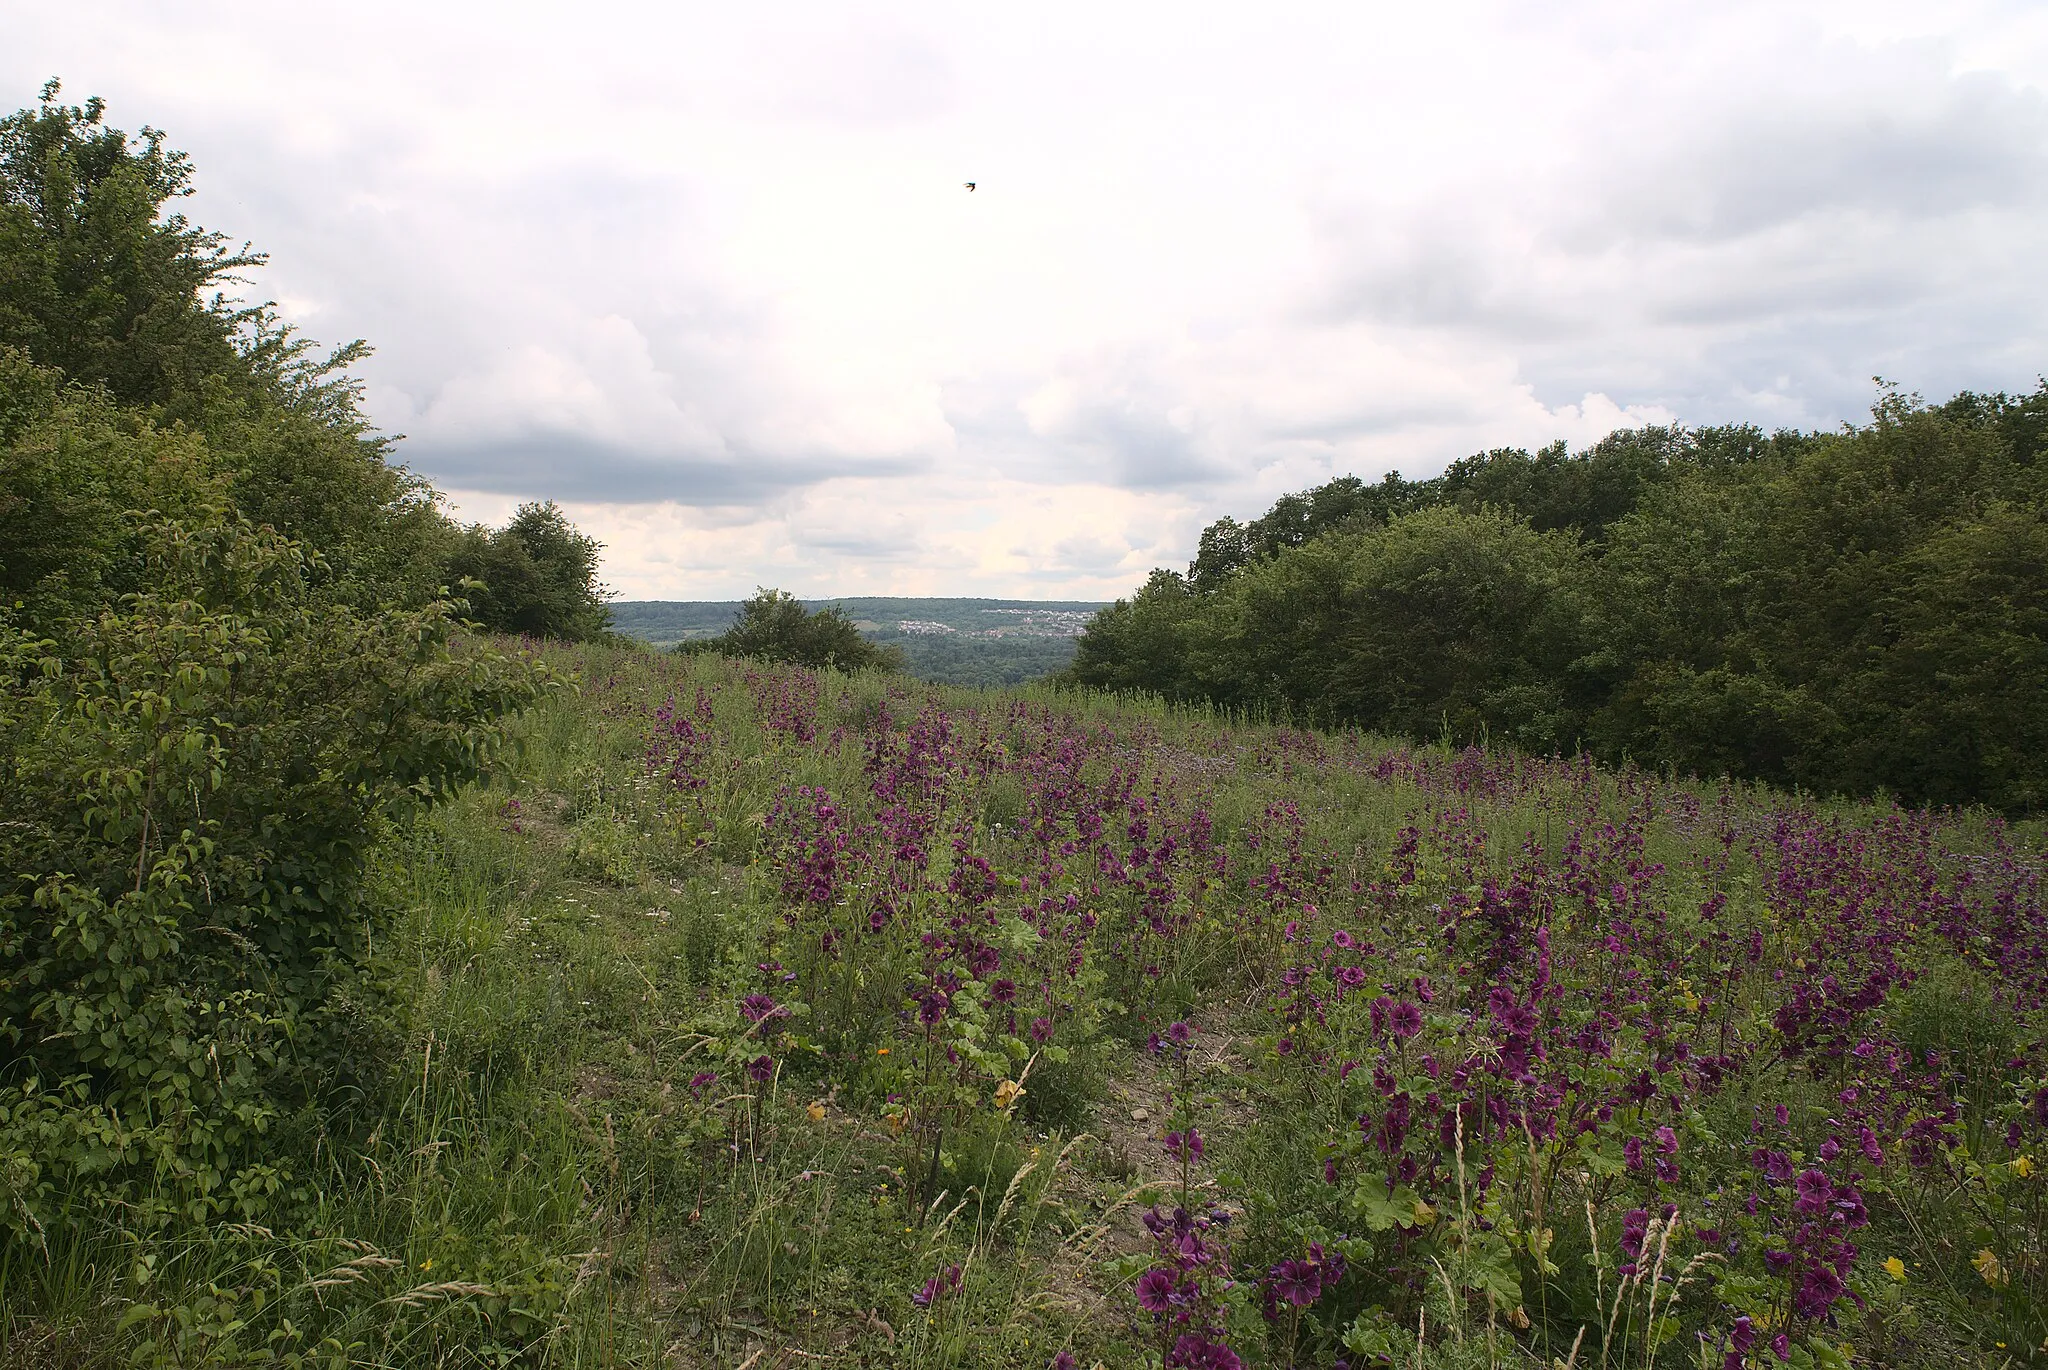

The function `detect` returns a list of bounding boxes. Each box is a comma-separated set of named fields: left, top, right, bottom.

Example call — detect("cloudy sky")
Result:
left=12, top=1, right=2047, bottom=598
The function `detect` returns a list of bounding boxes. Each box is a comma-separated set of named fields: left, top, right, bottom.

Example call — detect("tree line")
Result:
left=1065, top=391, right=2048, bottom=812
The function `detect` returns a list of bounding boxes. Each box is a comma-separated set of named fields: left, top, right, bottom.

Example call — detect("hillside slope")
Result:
left=15, top=644, right=2038, bottom=1367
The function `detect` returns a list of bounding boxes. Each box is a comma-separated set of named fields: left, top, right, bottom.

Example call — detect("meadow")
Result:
left=10, top=642, right=2043, bottom=1369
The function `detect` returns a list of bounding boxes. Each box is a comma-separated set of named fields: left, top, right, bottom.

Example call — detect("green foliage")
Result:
left=567, top=810, right=640, bottom=886
left=0, top=80, right=262, bottom=416
left=1584, top=385, right=2048, bottom=807
left=689, top=587, right=905, bottom=671
left=1063, top=569, right=1205, bottom=698
left=445, top=500, right=615, bottom=642
left=1071, top=385, right=2048, bottom=809
left=1188, top=471, right=1438, bottom=591
left=0, top=84, right=602, bottom=623
left=0, top=513, right=545, bottom=1232
left=1181, top=425, right=1796, bottom=594
left=0, top=347, right=222, bottom=632
left=1211, top=505, right=1583, bottom=743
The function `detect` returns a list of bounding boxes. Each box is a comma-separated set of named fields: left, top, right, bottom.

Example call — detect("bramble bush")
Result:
left=0, top=511, right=546, bottom=1235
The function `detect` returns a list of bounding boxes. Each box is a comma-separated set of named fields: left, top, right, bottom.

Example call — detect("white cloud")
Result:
left=8, top=0, right=2045, bottom=596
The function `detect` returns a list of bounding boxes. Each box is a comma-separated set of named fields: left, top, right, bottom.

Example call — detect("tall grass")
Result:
left=5, top=643, right=2041, bottom=1367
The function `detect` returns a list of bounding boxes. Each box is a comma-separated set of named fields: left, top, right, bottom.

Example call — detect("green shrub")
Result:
left=686, top=588, right=904, bottom=672
left=0, top=513, right=545, bottom=1233
left=566, top=810, right=639, bottom=886
left=445, top=501, right=614, bottom=643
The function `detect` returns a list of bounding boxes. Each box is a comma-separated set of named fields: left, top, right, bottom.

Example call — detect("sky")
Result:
left=10, top=1, right=2048, bottom=599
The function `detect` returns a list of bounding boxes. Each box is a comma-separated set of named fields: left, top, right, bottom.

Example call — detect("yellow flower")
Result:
left=2014, top=1155, right=2035, bottom=1178
left=876, top=1047, right=890, bottom=1056
left=1974, top=1248, right=2007, bottom=1285
left=806, top=1100, right=827, bottom=1122
left=1882, top=1256, right=1905, bottom=1281
left=420, top=1258, right=433, bottom=1271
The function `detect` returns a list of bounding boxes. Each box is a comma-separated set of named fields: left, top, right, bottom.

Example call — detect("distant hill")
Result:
left=610, top=597, right=1111, bottom=686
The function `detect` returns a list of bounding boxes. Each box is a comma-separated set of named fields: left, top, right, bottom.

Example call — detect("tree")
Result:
left=1186, top=473, right=1436, bottom=590
left=0, top=83, right=458, bottom=609
left=1206, top=506, right=1582, bottom=743
left=1064, top=570, right=1206, bottom=698
left=445, top=501, right=614, bottom=641
left=1074, top=383, right=2048, bottom=809
left=695, top=589, right=903, bottom=671
left=0, top=80, right=265, bottom=414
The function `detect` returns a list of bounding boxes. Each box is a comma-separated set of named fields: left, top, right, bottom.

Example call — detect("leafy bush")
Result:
left=0, top=347, right=222, bottom=633
left=0, top=513, right=545, bottom=1233
left=445, top=500, right=615, bottom=642
left=686, top=588, right=904, bottom=672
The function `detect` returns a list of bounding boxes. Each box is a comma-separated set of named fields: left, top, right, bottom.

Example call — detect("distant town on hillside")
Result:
left=610, top=598, right=1110, bottom=686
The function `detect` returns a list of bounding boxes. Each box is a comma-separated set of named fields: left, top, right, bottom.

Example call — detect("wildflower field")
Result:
left=12, top=642, right=2046, bottom=1369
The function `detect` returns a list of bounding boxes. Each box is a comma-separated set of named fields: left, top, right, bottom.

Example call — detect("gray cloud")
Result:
left=413, top=436, right=927, bottom=506
left=11, top=0, right=2047, bottom=595
left=1585, top=73, right=2048, bottom=248
left=1310, top=50, right=2048, bottom=437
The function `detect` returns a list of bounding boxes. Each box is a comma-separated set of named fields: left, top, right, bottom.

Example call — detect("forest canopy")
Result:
left=1066, top=390, right=2048, bottom=812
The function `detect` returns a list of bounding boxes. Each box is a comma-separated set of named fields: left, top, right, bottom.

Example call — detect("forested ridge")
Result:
left=1066, top=396, right=2048, bottom=811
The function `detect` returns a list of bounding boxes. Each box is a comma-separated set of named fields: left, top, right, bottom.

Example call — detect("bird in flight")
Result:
left=963, top=182, right=976, bottom=191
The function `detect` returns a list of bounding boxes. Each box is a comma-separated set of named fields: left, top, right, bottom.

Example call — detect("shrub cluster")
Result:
left=681, top=587, right=907, bottom=672
left=0, top=84, right=557, bottom=1235
left=0, top=516, right=543, bottom=1230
